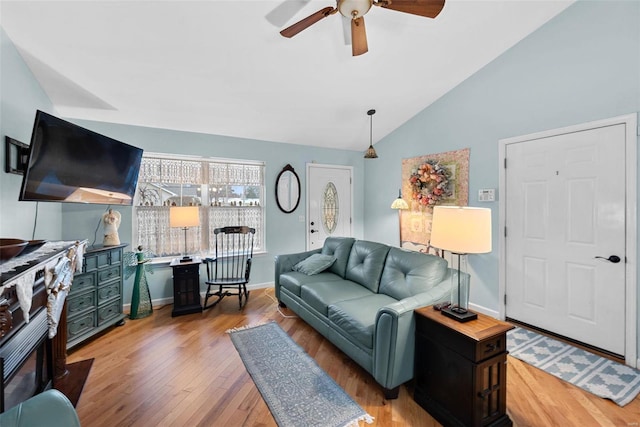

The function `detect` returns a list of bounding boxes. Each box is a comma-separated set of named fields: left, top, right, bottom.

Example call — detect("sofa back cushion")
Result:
left=321, top=237, right=356, bottom=277
left=345, top=240, right=390, bottom=293
left=379, top=248, right=448, bottom=300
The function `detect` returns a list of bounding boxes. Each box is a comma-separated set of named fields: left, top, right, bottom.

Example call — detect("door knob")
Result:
left=595, top=255, right=621, bottom=263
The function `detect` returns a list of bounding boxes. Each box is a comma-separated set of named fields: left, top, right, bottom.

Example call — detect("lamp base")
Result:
left=179, top=256, right=193, bottom=263
left=441, top=306, right=477, bottom=323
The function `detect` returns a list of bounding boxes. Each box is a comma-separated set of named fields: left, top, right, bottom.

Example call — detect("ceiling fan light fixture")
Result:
left=338, top=0, right=372, bottom=19
left=364, top=108, right=378, bottom=159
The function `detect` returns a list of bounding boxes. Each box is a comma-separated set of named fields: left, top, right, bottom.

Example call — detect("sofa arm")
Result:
left=372, top=268, right=466, bottom=390
left=274, top=249, right=321, bottom=301
left=0, top=389, right=80, bottom=427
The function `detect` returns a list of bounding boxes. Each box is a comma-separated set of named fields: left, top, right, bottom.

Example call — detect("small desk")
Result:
left=169, top=258, right=202, bottom=317
left=414, top=307, right=514, bottom=427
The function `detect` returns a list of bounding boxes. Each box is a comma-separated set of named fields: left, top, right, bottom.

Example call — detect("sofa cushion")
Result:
left=293, top=253, right=336, bottom=275
left=328, top=294, right=398, bottom=349
left=300, top=280, right=373, bottom=316
left=280, top=271, right=343, bottom=297
left=321, top=237, right=355, bottom=278
left=379, top=248, right=448, bottom=300
left=345, top=241, right=390, bottom=293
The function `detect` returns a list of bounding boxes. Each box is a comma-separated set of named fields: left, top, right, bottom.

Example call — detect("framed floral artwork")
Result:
left=400, top=148, right=470, bottom=253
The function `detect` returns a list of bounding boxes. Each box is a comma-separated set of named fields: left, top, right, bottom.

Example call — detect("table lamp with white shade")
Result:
left=169, top=206, right=200, bottom=263
left=429, top=206, right=492, bottom=322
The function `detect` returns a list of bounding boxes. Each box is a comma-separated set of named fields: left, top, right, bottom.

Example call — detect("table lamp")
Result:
left=169, top=206, right=200, bottom=262
left=429, top=206, right=492, bottom=322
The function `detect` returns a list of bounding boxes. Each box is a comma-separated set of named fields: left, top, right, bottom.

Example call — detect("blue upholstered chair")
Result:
left=0, top=389, right=80, bottom=427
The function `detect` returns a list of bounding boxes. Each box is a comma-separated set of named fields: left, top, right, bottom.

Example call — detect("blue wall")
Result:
left=364, top=0, right=640, bottom=315
left=0, top=28, right=62, bottom=240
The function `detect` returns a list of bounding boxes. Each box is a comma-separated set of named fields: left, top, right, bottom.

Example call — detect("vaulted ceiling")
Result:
left=1, top=0, right=574, bottom=151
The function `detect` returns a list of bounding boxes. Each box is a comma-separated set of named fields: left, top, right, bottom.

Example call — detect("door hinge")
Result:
left=504, top=158, right=507, bottom=169
left=504, top=294, right=507, bottom=306
left=504, top=226, right=507, bottom=237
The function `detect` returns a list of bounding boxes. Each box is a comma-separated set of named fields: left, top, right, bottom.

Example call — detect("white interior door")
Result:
left=503, top=120, right=633, bottom=357
left=307, top=164, right=353, bottom=251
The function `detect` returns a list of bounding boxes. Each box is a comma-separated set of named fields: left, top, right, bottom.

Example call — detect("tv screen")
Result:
left=19, top=110, right=143, bottom=205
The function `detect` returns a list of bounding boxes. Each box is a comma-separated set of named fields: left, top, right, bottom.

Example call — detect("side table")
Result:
left=414, top=307, right=514, bottom=427
left=170, top=258, right=202, bottom=317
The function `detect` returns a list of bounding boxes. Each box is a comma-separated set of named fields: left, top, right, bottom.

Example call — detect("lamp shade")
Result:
left=169, top=206, right=200, bottom=228
left=430, top=206, right=492, bottom=254
left=390, top=198, right=409, bottom=209
left=391, top=189, right=409, bottom=209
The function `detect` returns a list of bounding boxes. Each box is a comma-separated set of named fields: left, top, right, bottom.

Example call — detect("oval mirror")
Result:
left=275, top=164, right=301, bottom=214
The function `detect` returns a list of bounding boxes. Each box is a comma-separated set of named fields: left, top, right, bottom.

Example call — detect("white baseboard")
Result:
left=123, top=282, right=274, bottom=314
left=468, top=302, right=500, bottom=320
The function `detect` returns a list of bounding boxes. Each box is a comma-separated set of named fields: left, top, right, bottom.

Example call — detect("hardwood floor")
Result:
left=66, top=289, right=640, bottom=426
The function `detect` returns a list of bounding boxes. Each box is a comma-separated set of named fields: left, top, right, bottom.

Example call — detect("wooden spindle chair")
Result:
left=202, top=226, right=255, bottom=310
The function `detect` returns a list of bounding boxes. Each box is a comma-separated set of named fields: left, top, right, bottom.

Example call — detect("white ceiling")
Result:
left=1, top=0, right=573, bottom=151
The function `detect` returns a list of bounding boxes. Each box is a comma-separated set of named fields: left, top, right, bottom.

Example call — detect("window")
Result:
left=133, top=153, right=265, bottom=259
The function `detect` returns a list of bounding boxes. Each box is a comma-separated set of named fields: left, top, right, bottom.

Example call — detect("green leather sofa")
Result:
left=275, top=237, right=466, bottom=399
left=0, top=389, right=80, bottom=427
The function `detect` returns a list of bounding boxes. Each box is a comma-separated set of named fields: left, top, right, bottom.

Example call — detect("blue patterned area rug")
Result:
left=508, top=327, right=640, bottom=406
left=228, top=322, right=374, bottom=427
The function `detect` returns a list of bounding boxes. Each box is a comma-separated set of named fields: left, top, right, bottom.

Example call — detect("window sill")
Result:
left=146, top=250, right=268, bottom=266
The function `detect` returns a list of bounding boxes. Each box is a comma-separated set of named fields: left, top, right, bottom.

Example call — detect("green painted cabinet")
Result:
left=67, top=244, right=126, bottom=348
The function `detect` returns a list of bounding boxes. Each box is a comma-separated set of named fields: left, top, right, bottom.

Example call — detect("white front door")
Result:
left=502, top=117, right=636, bottom=357
left=307, top=164, right=353, bottom=251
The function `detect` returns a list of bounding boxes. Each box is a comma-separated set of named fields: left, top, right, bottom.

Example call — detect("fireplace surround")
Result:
left=0, top=241, right=83, bottom=412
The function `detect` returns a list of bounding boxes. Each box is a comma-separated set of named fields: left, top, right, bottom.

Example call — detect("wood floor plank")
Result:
left=67, top=288, right=640, bottom=426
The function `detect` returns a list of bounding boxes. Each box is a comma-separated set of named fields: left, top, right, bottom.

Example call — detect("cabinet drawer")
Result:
left=67, top=290, right=96, bottom=317
left=83, top=255, right=98, bottom=273
left=97, top=281, right=121, bottom=304
left=67, top=310, right=96, bottom=340
left=98, top=266, right=121, bottom=284
left=476, top=335, right=506, bottom=361
left=173, top=267, right=200, bottom=279
left=71, top=272, right=96, bottom=294
left=110, top=249, right=122, bottom=265
left=96, top=252, right=111, bottom=269
left=98, top=299, right=122, bottom=325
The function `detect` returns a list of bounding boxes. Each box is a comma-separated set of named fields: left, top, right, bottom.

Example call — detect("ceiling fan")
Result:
left=279, top=0, right=446, bottom=56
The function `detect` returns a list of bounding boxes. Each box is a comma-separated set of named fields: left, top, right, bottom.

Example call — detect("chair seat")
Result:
left=205, top=277, right=247, bottom=285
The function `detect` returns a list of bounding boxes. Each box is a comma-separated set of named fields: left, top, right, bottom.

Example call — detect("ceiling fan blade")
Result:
left=342, top=15, right=352, bottom=45
left=266, top=0, right=310, bottom=27
left=351, top=17, right=368, bottom=56
left=376, top=0, right=445, bottom=19
left=280, top=6, right=336, bottom=38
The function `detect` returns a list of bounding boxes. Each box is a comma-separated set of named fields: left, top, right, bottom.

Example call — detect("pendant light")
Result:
left=364, top=109, right=378, bottom=159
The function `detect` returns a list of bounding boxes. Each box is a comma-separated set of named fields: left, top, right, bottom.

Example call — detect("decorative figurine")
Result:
left=102, top=209, right=121, bottom=246
left=125, top=245, right=153, bottom=319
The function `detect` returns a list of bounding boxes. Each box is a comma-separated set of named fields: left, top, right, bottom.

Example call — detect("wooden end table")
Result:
left=414, top=306, right=514, bottom=427
left=170, top=258, right=202, bottom=317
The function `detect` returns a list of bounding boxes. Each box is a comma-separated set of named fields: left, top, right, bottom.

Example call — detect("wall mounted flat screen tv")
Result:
left=19, top=110, right=143, bottom=205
